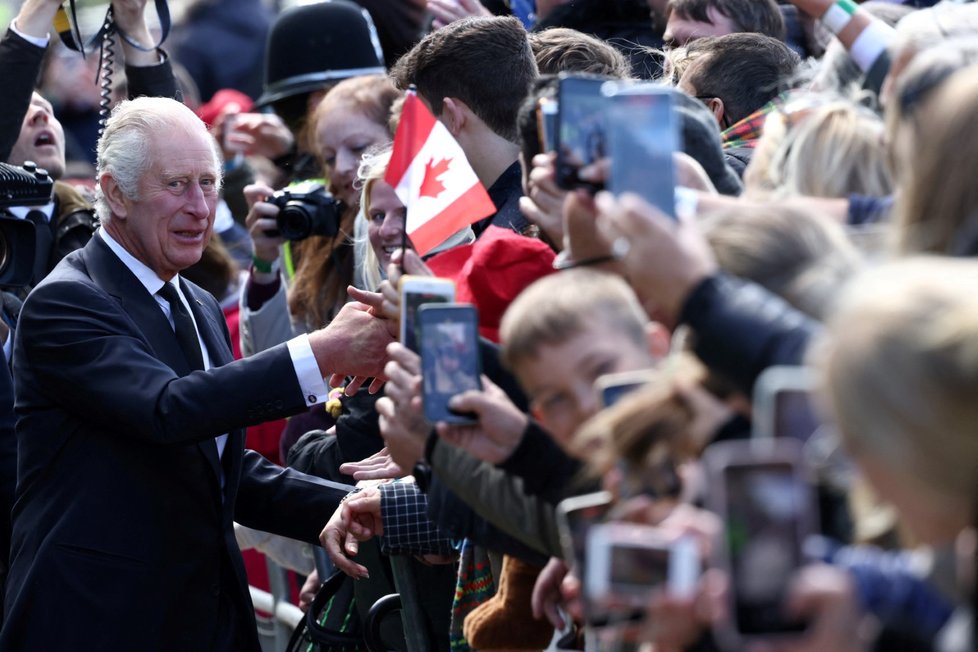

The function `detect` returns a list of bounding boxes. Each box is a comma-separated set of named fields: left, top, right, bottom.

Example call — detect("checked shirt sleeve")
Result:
left=379, top=481, right=455, bottom=556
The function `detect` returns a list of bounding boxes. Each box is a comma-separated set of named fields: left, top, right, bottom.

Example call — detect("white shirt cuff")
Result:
left=287, top=334, right=329, bottom=406
left=2, top=333, right=11, bottom=363
left=10, top=20, right=50, bottom=48
left=850, top=21, right=894, bottom=73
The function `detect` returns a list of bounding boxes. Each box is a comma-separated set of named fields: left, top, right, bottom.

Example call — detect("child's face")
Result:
left=516, top=320, right=656, bottom=450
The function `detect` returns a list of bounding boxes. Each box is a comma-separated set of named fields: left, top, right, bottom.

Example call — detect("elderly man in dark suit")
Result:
left=1, top=96, right=392, bottom=651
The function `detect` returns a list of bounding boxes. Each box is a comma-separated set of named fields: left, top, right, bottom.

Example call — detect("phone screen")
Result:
left=556, top=77, right=608, bottom=190
left=557, top=494, right=613, bottom=572
left=610, top=544, right=669, bottom=590
left=774, top=390, right=821, bottom=443
left=402, top=290, right=452, bottom=353
left=419, top=305, right=481, bottom=424
left=601, top=380, right=648, bottom=408
left=537, top=98, right=558, bottom=154
left=723, top=462, right=809, bottom=635
left=606, top=87, right=678, bottom=218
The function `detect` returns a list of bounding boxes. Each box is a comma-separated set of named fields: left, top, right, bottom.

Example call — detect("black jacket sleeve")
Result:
left=0, top=28, right=45, bottom=163
left=499, top=421, right=581, bottom=501
left=680, top=273, right=820, bottom=395
left=125, top=51, right=179, bottom=101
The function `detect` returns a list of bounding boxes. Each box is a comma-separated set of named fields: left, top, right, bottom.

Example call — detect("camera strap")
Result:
left=53, top=0, right=171, bottom=56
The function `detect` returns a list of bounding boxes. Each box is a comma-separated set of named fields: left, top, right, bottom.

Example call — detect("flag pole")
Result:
left=400, top=86, right=418, bottom=275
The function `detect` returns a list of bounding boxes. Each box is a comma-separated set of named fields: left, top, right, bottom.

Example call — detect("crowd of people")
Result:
left=0, top=0, right=975, bottom=650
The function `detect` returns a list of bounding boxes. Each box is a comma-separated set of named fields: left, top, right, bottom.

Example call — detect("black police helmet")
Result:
left=256, top=0, right=386, bottom=110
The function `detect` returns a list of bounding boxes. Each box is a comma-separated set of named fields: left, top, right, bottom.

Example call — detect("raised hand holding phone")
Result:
left=703, top=438, right=818, bottom=650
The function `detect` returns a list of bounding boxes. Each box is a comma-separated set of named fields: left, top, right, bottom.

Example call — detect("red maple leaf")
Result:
left=419, top=157, right=452, bottom=199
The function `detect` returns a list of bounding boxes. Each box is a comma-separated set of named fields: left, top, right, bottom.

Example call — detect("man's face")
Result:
left=664, top=6, right=737, bottom=47
left=110, top=122, right=220, bottom=280
left=8, top=93, right=66, bottom=180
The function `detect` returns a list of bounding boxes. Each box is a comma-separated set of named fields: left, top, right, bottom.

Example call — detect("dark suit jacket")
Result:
left=1, top=234, right=350, bottom=651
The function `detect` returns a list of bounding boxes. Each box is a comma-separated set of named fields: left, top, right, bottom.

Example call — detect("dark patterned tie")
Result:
left=157, top=282, right=204, bottom=372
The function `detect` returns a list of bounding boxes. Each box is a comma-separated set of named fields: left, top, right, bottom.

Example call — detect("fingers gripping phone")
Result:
left=418, top=304, right=481, bottom=425
left=399, top=276, right=456, bottom=354
left=703, top=439, right=818, bottom=648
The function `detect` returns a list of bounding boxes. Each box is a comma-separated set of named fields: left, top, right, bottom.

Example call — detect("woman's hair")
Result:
left=353, top=145, right=394, bottom=292
left=891, top=62, right=978, bottom=256
left=288, top=75, right=400, bottom=328
left=351, top=144, right=475, bottom=291
left=703, top=202, right=862, bottom=320
left=815, top=256, right=978, bottom=505
left=747, top=99, right=892, bottom=199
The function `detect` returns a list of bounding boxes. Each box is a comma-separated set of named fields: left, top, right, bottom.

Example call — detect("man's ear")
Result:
left=99, top=173, right=130, bottom=220
left=706, top=97, right=726, bottom=128
left=440, top=97, right=468, bottom=137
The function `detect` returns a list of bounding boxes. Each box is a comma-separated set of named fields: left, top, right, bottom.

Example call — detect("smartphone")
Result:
left=603, top=82, right=678, bottom=218
left=536, top=97, right=558, bottom=154
left=555, top=75, right=609, bottom=191
left=703, top=439, right=817, bottom=647
left=752, top=366, right=820, bottom=443
left=556, top=492, right=641, bottom=628
left=556, top=491, right=614, bottom=572
left=586, top=523, right=699, bottom=608
left=418, top=304, right=481, bottom=425
left=754, top=367, right=857, bottom=500
left=399, top=276, right=456, bottom=354
left=595, top=369, right=658, bottom=408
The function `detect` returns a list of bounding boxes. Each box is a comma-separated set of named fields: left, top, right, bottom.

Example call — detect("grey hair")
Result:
left=94, top=97, right=223, bottom=223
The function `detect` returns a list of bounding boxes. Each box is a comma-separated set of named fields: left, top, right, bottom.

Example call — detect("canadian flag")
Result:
left=384, top=91, right=496, bottom=256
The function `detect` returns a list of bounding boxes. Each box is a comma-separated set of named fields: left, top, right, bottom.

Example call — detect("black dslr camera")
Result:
left=267, top=183, right=344, bottom=241
left=0, top=161, right=54, bottom=288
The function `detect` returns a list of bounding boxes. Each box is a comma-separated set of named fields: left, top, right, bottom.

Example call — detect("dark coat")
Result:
left=2, top=234, right=350, bottom=651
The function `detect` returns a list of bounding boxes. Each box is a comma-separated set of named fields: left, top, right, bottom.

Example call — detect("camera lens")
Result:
left=276, top=203, right=313, bottom=241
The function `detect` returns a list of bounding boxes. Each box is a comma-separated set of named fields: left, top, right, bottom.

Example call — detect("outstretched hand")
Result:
left=339, top=447, right=406, bottom=481
left=319, top=486, right=384, bottom=579
left=311, top=301, right=394, bottom=383
left=376, top=343, right=429, bottom=470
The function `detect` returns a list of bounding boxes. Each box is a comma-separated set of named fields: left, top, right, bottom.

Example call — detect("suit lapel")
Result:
left=83, top=236, right=225, bottom=494
left=83, top=235, right=192, bottom=376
